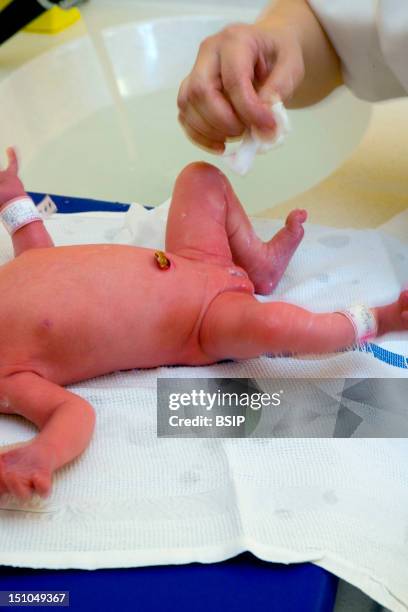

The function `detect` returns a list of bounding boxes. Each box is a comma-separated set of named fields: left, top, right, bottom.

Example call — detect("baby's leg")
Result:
left=201, top=291, right=408, bottom=360
left=220, top=175, right=307, bottom=294
left=0, top=148, right=54, bottom=257
left=0, top=373, right=95, bottom=501
left=166, top=162, right=306, bottom=292
left=166, top=162, right=234, bottom=264
left=200, top=292, right=357, bottom=360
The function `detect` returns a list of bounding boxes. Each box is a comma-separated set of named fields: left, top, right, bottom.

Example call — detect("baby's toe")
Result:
left=296, top=209, right=308, bottom=224
left=32, top=471, right=52, bottom=498
left=396, top=291, right=408, bottom=329
left=3, top=471, right=32, bottom=501
left=286, top=209, right=307, bottom=229
left=401, top=312, right=408, bottom=326
left=399, top=290, right=408, bottom=310
left=285, top=211, right=307, bottom=239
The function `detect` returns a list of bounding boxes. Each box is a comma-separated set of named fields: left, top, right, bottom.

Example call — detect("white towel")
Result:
left=0, top=206, right=408, bottom=612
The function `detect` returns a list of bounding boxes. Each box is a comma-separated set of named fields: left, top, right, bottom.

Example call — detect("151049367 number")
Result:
left=0, top=592, right=69, bottom=607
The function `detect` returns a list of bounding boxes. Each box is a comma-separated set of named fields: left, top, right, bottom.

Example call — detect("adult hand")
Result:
left=177, top=22, right=305, bottom=153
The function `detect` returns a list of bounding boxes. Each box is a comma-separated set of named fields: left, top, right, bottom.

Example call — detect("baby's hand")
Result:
left=0, top=147, right=26, bottom=209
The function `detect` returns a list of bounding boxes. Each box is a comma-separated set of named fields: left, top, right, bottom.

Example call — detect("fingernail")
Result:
left=257, top=125, right=276, bottom=140
left=212, top=144, right=225, bottom=154
left=262, top=110, right=277, bottom=129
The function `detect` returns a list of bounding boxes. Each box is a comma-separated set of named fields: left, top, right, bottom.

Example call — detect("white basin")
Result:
left=0, top=2, right=371, bottom=214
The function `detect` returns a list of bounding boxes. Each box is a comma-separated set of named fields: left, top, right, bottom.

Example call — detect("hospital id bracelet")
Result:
left=338, top=304, right=378, bottom=343
left=0, top=196, right=42, bottom=236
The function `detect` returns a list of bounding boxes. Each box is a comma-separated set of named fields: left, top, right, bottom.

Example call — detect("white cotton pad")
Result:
left=223, top=101, right=291, bottom=176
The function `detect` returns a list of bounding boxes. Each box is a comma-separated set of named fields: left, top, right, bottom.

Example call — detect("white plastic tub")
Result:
left=0, top=0, right=371, bottom=214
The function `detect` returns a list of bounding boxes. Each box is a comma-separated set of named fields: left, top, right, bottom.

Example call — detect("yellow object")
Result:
left=154, top=251, right=171, bottom=270
left=24, top=7, right=81, bottom=35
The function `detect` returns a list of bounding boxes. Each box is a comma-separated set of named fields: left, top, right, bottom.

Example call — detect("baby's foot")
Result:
left=0, top=441, right=56, bottom=502
left=376, top=290, right=408, bottom=336
left=399, top=291, right=408, bottom=328
left=285, top=209, right=307, bottom=235
left=251, top=209, right=307, bottom=295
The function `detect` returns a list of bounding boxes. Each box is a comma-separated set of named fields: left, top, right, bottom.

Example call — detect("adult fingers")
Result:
left=178, top=116, right=225, bottom=154
left=188, top=44, right=244, bottom=137
left=179, top=104, right=230, bottom=147
left=219, top=26, right=276, bottom=131
left=178, top=39, right=244, bottom=144
left=193, top=88, right=245, bottom=141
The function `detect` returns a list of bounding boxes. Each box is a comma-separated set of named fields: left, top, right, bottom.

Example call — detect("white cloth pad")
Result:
left=223, top=102, right=291, bottom=176
left=1, top=204, right=408, bottom=612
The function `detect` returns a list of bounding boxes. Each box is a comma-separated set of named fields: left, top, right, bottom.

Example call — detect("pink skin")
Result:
left=0, top=148, right=407, bottom=502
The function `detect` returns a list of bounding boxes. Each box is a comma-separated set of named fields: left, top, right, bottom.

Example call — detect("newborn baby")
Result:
left=0, top=147, right=407, bottom=502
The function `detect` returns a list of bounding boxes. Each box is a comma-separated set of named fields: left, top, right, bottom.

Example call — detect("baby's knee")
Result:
left=178, top=161, right=225, bottom=187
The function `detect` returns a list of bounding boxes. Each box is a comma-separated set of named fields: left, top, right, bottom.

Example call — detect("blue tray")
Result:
left=0, top=555, right=337, bottom=612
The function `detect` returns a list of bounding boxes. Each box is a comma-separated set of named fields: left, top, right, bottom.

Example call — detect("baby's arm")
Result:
left=200, top=291, right=408, bottom=361
left=0, top=372, right=95, bottom=500
left=0, top=147, right=54, bottom=256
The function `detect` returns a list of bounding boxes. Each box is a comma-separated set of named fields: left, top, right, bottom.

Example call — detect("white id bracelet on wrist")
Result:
left=1, top=196, right=42, bottom=236
left=337, top=304, right=378, bottom=343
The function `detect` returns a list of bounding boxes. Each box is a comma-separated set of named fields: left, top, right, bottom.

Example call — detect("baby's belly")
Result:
left=85, top=261, right=252, bottom=377
left=2, top=246, right=253, bottom=384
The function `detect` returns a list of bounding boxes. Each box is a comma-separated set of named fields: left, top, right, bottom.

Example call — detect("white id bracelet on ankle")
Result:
left=1, top=196, right=42, bottom=236
left=338, top=304, right=378, bottom=343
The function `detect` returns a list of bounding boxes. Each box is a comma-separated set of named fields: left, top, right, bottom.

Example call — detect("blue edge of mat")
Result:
left=8, top=189, right=394, bottom=612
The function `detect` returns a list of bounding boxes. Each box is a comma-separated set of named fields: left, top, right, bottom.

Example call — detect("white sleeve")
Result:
left=307, top=0, right=408, bottom=101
